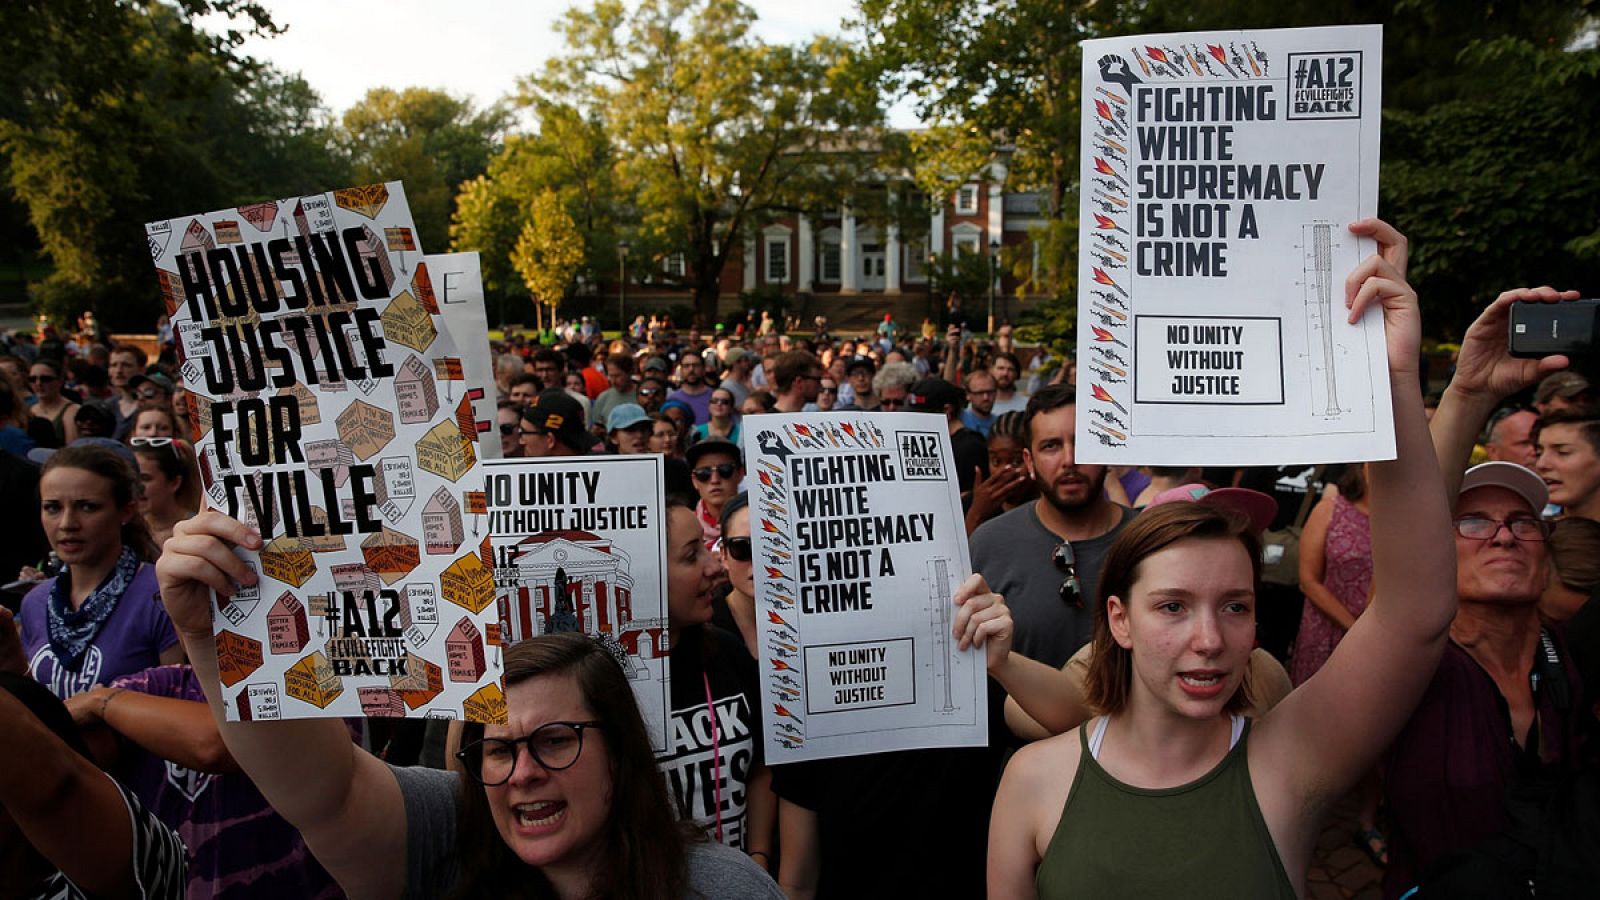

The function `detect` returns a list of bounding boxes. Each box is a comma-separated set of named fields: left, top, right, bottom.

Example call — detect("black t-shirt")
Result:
left=950, top=426, right=989, bottom=495
left=770, top=680, right=1009, bottom=899
left=662, top=625, right=762, bottom=850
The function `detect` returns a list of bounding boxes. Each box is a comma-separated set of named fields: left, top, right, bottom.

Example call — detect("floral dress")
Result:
left=1290, top=494, right=1372, bottom=685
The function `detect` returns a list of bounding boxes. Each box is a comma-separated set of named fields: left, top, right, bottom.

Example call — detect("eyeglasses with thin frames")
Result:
left=455, top=721, right=605, bottom=786
left=1453, top=515, right=1550, bottom=542
left=1052, top=542, right=1083, bottom=608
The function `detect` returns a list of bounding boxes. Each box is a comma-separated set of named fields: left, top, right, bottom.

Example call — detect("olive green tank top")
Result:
left=1034, top=716, right=1298, bottom=899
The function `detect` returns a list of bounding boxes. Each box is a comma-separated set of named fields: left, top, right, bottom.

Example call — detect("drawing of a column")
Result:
left=1307, top=223, right=1340, bottom=415
left=929, top=558, right=955, bottom=712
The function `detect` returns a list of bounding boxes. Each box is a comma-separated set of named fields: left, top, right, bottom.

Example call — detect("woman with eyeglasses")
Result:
left=27, top=359, right=80, bottom=447
left=814, top=379, right=838, bottom=412
left=983, top=221, right=1458, bottom=898
left=692, top=388, right=742, bottom=447
left=18, top=444, right=180, bottom=700
left=150, top=505, right=784, bottom=899
left=713, top=493, right=759, bottom=657
left=650, top=413, right=685, bottom=458
left=131, top=438, right=201, bottom=549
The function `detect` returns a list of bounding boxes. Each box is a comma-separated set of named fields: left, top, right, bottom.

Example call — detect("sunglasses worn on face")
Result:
left=1053, top=542, right=1083, bottom=608
left=29, top=374, right=57, bottom=383
left=499, top=423, right=519, bottom=435
left=721, top=536, right=752, bottom=562
left=137, top=388, right=164, bottom=400
left=693, top=463, right=738, bottom=482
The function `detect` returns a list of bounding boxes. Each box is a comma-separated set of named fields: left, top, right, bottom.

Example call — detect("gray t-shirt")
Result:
left=969, top=502, right=1134, bottom=668
left=390, top=765, right=782, bottom=899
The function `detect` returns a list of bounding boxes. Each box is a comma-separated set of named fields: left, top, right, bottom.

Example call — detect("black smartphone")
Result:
left=1509, top=299, right=1600, bottom=359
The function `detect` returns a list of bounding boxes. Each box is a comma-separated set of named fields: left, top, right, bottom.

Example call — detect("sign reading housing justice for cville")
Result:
left=743, top=413, right=987, bottom=763
left=146, top=182, right=505, bottom=723
left=1076, top=25, right=1393, bottom=465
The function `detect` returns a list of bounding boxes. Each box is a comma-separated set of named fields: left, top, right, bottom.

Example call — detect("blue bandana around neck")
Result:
left=47, top=546, right=142, bottom=671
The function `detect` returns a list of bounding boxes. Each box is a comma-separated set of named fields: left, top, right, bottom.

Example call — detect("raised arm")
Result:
left=1256, top=219, right=1456, bottom=803
left=953, top=574, right=1094, bottom=739
left=1, top=688, right=144, bottom=899
left=1429, top=287, right=1578, bottom=504
left=155, top=512, right=408, bottom=900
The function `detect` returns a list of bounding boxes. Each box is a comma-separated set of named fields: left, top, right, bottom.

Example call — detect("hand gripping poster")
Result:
left=1077, top=25, right=1392, bottom=465
left=146, top=182, right=506, bottom=723
left=743, top=413, right=988, bottom=763
left=481, top=455, right=672, bottom=753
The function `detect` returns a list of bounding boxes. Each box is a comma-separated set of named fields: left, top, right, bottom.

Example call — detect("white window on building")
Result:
left=766, top=237, right=789, bottom=283
left=819, top=231, right=842, bottom=283
left=955, top=183, right=979, bottom=215
left=951, top=222, right=983, bottom=257
left=905, top=239, right=928, bottom=283
left=664, top=252, right=685, bottom=278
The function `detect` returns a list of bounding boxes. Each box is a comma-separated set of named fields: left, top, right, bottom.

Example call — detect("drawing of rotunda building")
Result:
left=497, top=531, right=666, bottom=669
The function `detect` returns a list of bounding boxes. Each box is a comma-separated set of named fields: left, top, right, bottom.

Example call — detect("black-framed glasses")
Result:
left=1052, top=542, right=1083, bottom=608
left=693, top=463, right=738, bottom=482
left=519, top=426, right=549, bottom=439
left=28, top=374, right=57, bottom=383
left=499, top=423, right=519, bottom=436
left=709, top=396, right=733, bottom=406
left=1453, top=515, right=1550, bottom=542
left=456, top=721, right=605, bottom=786
left=720, top=536, right=752, bottom=562
left=879, top=397, right=906, bottom=410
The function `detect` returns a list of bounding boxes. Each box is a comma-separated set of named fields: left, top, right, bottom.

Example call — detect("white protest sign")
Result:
left=424, top=252, right=500, bottom=460
left=1077, top=25, right=1392, bottom=465
left=147, top=183, right=505, bottom=723
left=481, top=455, right=672, bottom=753
left=743, top=413, right=987, bottom=763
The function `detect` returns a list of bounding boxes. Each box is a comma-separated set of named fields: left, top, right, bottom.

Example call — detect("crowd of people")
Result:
left=3, top=220, right=1599, bottom=898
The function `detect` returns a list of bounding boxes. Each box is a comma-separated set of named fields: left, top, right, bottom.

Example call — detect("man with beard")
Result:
left=991, top=352, right=1029, bottom=415
left=969, top=384, right=1134, bottom=669
left=668, top=352, right=714, bottom=425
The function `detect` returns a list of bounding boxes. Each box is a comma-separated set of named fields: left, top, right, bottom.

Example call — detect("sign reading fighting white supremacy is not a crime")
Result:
left=743, top=413, right=987, bottom=763
left=1077, top=25, right=1393, bottom=465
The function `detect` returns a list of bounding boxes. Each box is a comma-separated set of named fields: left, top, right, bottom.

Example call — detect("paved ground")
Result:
left=1307, top=790, right=1386, bottom=899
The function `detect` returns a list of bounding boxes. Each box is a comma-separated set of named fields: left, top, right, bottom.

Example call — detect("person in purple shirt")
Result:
left=66, top=664, right=346, bottom=900
left=18, top=444, right=180, bottom=699
left=668, top=353, right=714, bottom=424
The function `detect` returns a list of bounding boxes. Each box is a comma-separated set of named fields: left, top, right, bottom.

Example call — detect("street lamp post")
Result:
left=988, top=238, right=1000, bottom=335
left=617, top=240, right=630, bottom=335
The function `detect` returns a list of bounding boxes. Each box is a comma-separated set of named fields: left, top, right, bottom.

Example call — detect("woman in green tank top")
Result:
left=963, top=220, right=1457, bottom=898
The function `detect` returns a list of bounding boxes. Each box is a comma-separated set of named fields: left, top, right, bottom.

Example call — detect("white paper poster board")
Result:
left=1076, top=25, right=1392, bottom=465
left=423, top=252, right=500, bottom=460
left=743, top=413, right=988, bottom=763
left=481, top=455, right=672, bottom=753
left=146, top=182, right=504, bottom=723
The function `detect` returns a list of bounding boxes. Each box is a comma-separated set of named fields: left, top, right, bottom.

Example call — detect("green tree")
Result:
left=511, top=190, right=587, bottom=331
left=450, top=102, right=621, bottom=322
left=341, top=87, right=508, bottom=255
left=530, top=0, right=884, bottom=324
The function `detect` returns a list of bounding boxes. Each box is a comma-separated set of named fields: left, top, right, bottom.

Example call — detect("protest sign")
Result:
left=1077, top=25, right=1392, bottom=465
left=743, top=413, right=987, bottom=763
left=482, top=455, right=672, bottom=752
left=146, top=182, right=505, bottom=723
left=422, top=252, right=499, bottom=460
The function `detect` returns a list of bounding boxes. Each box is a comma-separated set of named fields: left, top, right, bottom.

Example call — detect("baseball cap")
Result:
left=27, top=436, right=139, bottom=469
left=642, top=356, right=671, bottom=374
left=845, top=355, right=875, bottom=375
left=129, top=372, right=175, bottom=394
left=908, top=378, right=964, bottom=413
left=686, top=438, right=742, bottom=470
left=1459, top=461, right=1548, bottom=513
left=607, top=403, right=651, bottom=432
left=523, top=390, right=590, bottom=453
left=1147, top=483, right=1279, bottom=534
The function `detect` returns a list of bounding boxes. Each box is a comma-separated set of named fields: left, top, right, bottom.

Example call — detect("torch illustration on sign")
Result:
left=1303, top=223, right=1341, bottom=416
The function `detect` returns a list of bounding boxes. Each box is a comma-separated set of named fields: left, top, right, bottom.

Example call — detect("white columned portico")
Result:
left=798, top=215, right=814, bottom=292
left=743, top=237, right=756, bottom=292
left=884, top=224, right=902, bottom=295
left=840, top=208, right=859, bottom=294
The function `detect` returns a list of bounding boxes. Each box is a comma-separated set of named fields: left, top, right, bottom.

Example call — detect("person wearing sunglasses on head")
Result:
left=686, top=440, right=743, bottom=549
left=131, top=438, right=201, bottom=549
left=129, top=406, right=180, bottom=440
left=28, top=359, right=80, bottom=448
left=151, top=504, right=784, bottom=898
